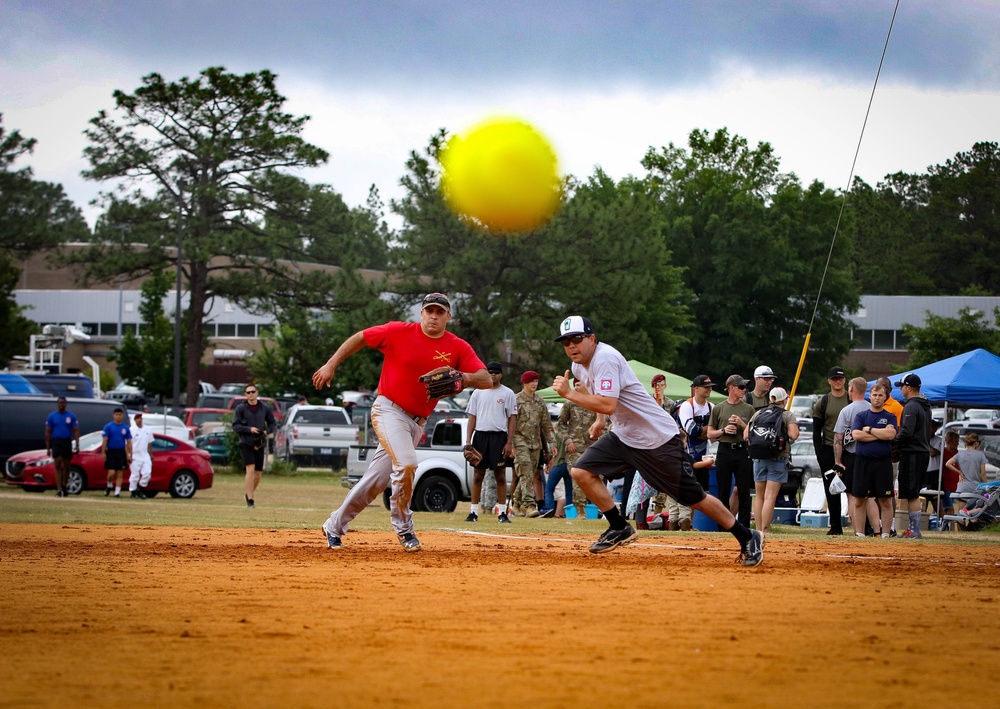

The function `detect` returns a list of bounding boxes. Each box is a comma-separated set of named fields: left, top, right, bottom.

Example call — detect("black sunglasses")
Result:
left=734, top=384, right=747, bottom=390
left=245, top=389, right=258, bottom=394
left=422, top=294, right=450, bottom=308
left=560, top=335, right=586, bottom=345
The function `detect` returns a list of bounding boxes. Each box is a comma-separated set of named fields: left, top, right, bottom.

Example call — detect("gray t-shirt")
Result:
left=834, top=400, right=870, bottom=454
left=953, top=448, right=988, bottom=493
left=571, top=342, right=679, bottom=449
left=466, top=385, right=517, bottom=432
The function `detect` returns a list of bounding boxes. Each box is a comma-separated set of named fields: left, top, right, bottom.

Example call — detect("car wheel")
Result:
left=67, top=467, right=86, bottom=495
left=414, top=474, right=459, bottom=513
left=168, top=470, right=199, bottom=498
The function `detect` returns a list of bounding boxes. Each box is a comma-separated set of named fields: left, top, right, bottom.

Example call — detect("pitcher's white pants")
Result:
left=325, top=396, right=423, bottom=537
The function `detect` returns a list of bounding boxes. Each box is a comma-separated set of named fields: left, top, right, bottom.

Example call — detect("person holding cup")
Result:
left=707, top=374, right=757, bottom=527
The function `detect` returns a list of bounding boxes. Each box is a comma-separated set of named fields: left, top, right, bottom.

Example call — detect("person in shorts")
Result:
left=101, top=408, right=133, bottom=498
left=552, top=315, right=763, bottom=566
left=850, top=382, right=898, bottom=538
left=232, top=384, right=277, bottom=508
left=744, top=387, right=799, bottom=536
left=45, top=397, right=80, bottom=497
left=465, top=361, right=518, bottom=523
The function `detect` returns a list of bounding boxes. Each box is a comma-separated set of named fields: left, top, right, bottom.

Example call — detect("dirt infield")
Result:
left=2, top=524, right=999, bottom=709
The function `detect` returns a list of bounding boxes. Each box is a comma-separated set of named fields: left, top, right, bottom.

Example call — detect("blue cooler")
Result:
left=692, top=466, right=719, bottom=532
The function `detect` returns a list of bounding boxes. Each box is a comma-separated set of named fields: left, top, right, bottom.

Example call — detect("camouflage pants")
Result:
left=512, top=447, right=541, bottom=512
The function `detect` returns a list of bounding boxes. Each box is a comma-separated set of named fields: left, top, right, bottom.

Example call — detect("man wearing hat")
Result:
left=813, top=366, right=850, bottom=535
left=707, top=374, right=756, bottom=527
left=894, top=373, right=933, bottom=539
left=746, top=366, right=776, bottom=411
left=511, top=370, right=556, bottom=517
left=313, top=293, right=491, bottom=551
left=552, top=315, right=763, bottom=565
left=465, top=361, right=519, bottom=523
left=128, top=411, right=154, bottom=499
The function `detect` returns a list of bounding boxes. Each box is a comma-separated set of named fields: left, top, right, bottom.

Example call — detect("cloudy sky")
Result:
left=3, top=1, right=999, bottom=227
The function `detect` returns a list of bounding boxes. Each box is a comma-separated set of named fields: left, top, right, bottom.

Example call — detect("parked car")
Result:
left=219, top=382, right=248, bottom=394
left=274, top=405, right=357, bottom=468
left=135, top=413, right=193, bottom=442
left=18, top=372, right=95, bottom=399
left=4, top=430, right=213, bottom=497
left=106, top=382, right=147, bottom=408
left=945, top=426, right=1000, bottom=480
left=339, top=390, right=377, bottom=406
left=0, top=372, right=46, bottom=395
left=194, top=431, right=230, bottom=465
left=182, top=407, right=230, bottom=435
left=789, top=438, right=821, bottom=480
left=962, top=409, right=1000, bottom=428
left=931, top=407, right=965, bottom=424
left=0, top=395, right=126, bottom=469
left=790, top=395, right=817, bottom=419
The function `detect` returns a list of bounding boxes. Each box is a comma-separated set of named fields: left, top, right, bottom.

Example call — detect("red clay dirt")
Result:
left=2, top=524, right=998, bottom=708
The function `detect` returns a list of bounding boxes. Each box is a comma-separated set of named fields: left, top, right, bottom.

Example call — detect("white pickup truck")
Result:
left=343, top=415, right=513, bottom=513
left=274, top=405, right=359, bottom=468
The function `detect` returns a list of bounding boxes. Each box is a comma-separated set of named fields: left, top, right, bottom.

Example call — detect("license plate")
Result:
left=320, top=448, right=333, bottom=455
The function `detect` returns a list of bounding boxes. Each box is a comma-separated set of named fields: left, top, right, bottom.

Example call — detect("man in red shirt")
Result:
left=312, top=293, right=491, bottom=552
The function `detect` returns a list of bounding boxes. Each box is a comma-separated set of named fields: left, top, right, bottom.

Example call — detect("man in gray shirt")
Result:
left=551, top=315, right=763, bottom=566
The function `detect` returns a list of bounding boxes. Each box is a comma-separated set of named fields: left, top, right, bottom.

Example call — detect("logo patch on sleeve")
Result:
left=600, top=379, right=613, bottom=391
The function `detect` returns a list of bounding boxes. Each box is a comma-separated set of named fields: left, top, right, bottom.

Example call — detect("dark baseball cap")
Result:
left=691, top=374, right=715, bottom=389
left=827, top=366, right=846, bottom=379
left=421, top=293, right=451, bottom=312
left=894, top=373, right=921, bottom=388
left=487, top=361, right=503, bottom=373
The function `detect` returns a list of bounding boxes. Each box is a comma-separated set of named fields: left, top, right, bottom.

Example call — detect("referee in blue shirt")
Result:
left=45, top=397, right=80, bottom=497
left=101, top=408, right=133, bottom=497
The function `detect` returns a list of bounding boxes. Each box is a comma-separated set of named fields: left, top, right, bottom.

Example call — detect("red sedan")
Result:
left=4, top=430, right=214, bottom=498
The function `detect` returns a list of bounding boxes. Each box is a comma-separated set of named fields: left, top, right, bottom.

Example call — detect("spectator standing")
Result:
left=648, top=373, right=675, bottom=521
left=833, top=377, right=878, bottom=535
left=894, top=373, right=933, bottom=539
left=313, top=293, right=490, bottom=550
left=550, top=389, right=597, bottom=517
left=946, top=432, right=987, bottom=497
left=465, top=361, right=518, bottom=523
left=511, top=370, right=555, bottom=517
left=232, top=385, right=277, bottom=508
left=745, top=387, right=799, bottom=536
left=745, top=365, right=776, bottom=411
left=128, top=412, right=155, bottom=499
left=673, top=375, right=715, bottom=530
left=813, top=366, right=850, bottom=535
left=101, top=407, right=132, bottom=498
left=707, top=374, right=755, bottom=527
left=45, top=397, right=79, bottom=497
left=552, top=316, right=762, bottom=565
left=850, top=382, right=897, bottom=537
left=940, top=430, right=960, bottom=519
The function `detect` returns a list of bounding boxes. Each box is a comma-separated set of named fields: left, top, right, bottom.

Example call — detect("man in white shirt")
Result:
left=128, top=412, right=155, bottom=499
left=552, top=315, right=763, bottom=566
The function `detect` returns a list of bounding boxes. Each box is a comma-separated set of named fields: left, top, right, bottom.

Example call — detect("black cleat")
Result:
left=464, top=512, right=478, bottom=522
left=589, top=525, right=638, bottom=554
left=497, top=512, right=512, bottom=524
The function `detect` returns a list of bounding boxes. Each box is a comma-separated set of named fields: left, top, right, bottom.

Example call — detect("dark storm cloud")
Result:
left=5, top=1, right=997, bottom=90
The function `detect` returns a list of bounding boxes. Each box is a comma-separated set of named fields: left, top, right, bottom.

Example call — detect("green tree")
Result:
left=642, top=128, right=860, bottom=390
left=111, top=271, right=185, bottom=401
left=69, top=67, right=345, bottom=404
left=901, top=306, right=1000, bottom=369
left=389, top=133, right=691, bottom=377
left=0, top=115, right=89, bottom=364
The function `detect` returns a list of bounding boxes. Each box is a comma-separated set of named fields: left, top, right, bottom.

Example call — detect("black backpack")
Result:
left=748, top=405, right=786, bottom=459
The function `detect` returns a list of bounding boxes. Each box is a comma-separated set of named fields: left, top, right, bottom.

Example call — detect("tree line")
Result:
left=2, top=67, right=998, bottom=400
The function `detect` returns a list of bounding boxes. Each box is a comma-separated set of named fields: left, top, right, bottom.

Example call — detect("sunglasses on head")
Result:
left=422, top=294, right=450, bottom=308
left=560, top=335, right=586, bottom=345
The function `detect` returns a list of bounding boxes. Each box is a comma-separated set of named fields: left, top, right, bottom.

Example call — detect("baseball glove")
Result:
left=463, top=444, right=483, bottom=467
left=418, top=366, right=465, bottom=400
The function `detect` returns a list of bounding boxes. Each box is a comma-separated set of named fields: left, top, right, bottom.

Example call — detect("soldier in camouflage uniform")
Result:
left=556, top=385, right=598, bottom=517
left=511, top=371, right=555, bottom=517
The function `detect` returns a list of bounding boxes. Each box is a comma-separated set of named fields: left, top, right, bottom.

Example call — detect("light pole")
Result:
left=111, top=224, right=128, bottom=354
left=172, top=180, right=187, bottom=413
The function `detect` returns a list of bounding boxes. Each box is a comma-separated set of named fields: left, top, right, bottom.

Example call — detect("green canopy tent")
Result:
left=536, top=360, right=726, bottom=405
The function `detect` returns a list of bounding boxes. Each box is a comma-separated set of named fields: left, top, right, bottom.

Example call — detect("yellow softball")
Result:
left=440, top=117, right=562, bottom=233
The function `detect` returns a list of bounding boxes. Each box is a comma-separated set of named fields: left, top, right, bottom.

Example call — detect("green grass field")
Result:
left=2, top=465, right=996, bottom=543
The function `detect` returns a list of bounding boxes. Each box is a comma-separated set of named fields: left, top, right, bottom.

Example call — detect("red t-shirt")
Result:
left=942, top=447, right=959, bottom=492
left=364, top=321, right=485, bottom=418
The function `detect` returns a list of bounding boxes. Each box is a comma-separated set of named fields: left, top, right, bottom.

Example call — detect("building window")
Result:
left=896, top=331, right=910, bottom=350
left=853, top=329, right=874, bottom=350
left=99, top=323, right=119, bottom=337
left=203, top=324, right=215, bottom=337
left=258, top=324, right=275, bottom=338
left=217, top=324, right=236, bottom=337
left=237, top=324, right=256, bottom=337
left=873, top=329, right=895, bottom=350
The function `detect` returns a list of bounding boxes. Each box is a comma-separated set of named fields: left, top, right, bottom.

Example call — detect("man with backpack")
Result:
left=745, top=387, right=799, bottom=536
left=812, top=366, right=850, bottom=535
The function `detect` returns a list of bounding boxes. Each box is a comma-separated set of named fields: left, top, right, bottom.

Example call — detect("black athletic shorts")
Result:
left=897, top=451, right=930, bottom=500
left=852, top=456, right=894, bottom=499
left=841, top=450, right=856, bottom=493
left=240, top=444, right=265, bottom=471
left=472, top=430, right=512, bottom=471
left=574, top=432, right=706, bottom=508
left=50, top=438, right=73, bottom=460
left=104, top=448, right=128, bottom=471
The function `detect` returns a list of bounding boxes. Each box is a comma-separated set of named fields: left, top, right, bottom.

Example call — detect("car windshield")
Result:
left=79, top=431, right=105, bottom=452
left=192, top=411, right=225, bottom=425
left=964, top=409, right=997, bottom=419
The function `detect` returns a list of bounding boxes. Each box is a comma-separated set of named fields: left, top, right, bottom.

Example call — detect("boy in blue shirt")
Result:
left=101, top=408, right=133, bottom=497
left=850, top=383, right=898, bottom=537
